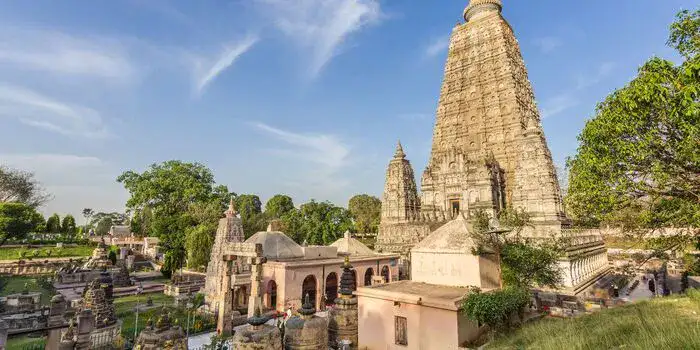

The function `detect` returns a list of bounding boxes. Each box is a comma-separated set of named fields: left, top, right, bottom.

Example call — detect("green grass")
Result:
left=113, top=293, right=216, bottom=341
left=0, top=245, right=93, bottom=260
left=488, top=290, right=700, bottom=349
left=6, top=335, right=45, bottom=350
left=0, top=275, right=56, bottom=305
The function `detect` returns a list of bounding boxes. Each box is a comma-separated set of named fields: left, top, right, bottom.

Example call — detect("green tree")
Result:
left=82, top=208, right=94, bottom=233
left=130, top=206, right=153, bottom=237
left=469, top=208, right=564, bottom=289
left=281, top=200, right=353, bottom=245
left=117, top=160, right=230, bottom=276
left=30, top=212, right=46, bottom=233
left=61, top=215, right=77, bottom=235
left=0, top=166, right=51, bottom=208
left=264, top=194, right=295, bottom=219
left=46, top=214, right=61, bottom=233
left=348, top=194, right=381, bottom=233
left=566, top=9, right=700, bottom=231
left=0, top=203, right=38, bottom=246
left=185, top=224, right=215, bottom=269
left=234, top=194, right=262, bottom=222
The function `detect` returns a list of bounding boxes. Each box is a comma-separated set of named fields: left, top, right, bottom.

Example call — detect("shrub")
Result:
left=461, top=286, right=531, bottom=330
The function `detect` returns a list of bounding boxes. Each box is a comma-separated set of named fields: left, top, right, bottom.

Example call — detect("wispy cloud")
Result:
left=0, top=84, right=110, bottom=138
left=256, top=0, right=383, bottom=78
left=253, top=122, right=350, bottom=170
left=533, top=36, right=563, bottom=54
left=191, top=35, right=259, bottom=96
left=541, top=62, right=616, bottom=119
left=575, top=61, right=616, bottom=89
left=540, top=94, right=579, bottom=119
left=0, top=26, right=135, bottom=83
left=424, top=36, right=450, bottom=57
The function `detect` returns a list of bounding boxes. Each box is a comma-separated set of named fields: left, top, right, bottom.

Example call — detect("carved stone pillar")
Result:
left=46, top=295, right=68, bottom=350
left=75, top=309, right=94, bottom=350
left=217, top=255, right=236, bottom=336
left=248, top=243, right=267, bottom=318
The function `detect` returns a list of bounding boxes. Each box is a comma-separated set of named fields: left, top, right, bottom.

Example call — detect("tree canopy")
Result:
left=0, top=166, right=51, bottom=208
left=46, top=213, right=61, bottom=234
left=61, top=215, right=77, bottom=235
left=117, top=160, right=230, bottom=275
left=264, top=194, right=295, bottom=219
left=348, top=194, right=381, bottom=233
left=0, top=203, right=39, bottom=246
left=281, top=200, right=353, bottom=245
left=566, top=9, right=700, bottom=231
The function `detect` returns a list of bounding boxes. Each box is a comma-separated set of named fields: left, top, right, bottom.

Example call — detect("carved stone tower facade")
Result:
left=419, top=0, right=567, bottom=227
left=376, top=142, right=430, bottom=278
left=203, top=198, right=245, bottom=312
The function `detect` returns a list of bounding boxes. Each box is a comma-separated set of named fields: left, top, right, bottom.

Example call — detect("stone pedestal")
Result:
left=232, top=323, right=283, bottom=350
left=284, top=297, right=328, bottom=350
left=329, top=297, right=358, bottom=349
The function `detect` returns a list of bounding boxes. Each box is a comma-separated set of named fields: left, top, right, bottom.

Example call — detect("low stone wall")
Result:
left=0, top=259, right=71, bottom=275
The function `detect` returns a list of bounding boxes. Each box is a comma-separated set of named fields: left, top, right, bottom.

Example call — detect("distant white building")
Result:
left=109, top=225, right=132, bottom=237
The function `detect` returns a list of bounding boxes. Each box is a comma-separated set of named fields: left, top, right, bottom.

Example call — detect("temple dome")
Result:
left=245, top=230, right=304, bottom=260
left=411, top=217, right=481, bottom=254
left=330, top=231, right=375, bottom=256
left=463, top=0, right=502, bottom=21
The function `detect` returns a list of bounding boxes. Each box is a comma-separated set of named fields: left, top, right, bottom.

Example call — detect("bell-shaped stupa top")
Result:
left=298, top=293, right=316, bottom=316
left=339, top=256, right=356, bottom=296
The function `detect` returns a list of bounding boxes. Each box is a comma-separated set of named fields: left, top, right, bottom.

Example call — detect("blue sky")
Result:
left=0, top=0, right=690, bottom=221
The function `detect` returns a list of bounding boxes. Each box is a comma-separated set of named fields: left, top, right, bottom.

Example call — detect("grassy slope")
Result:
left=0, top=275, right=56, bottom=304
left=114, top=293, right=216, bottom=341
left=6, top=336, right=45, bottom=350
left=489, top=290, right=700, bottom=349
left=0, top=246, right=93, bottom=260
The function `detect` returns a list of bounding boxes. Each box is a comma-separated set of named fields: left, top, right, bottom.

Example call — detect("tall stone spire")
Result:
left=376, top=143, right=430, bottom=279
left=203, top=196, right=245, bottom=312
left=420, top=0, right=567, bottom=228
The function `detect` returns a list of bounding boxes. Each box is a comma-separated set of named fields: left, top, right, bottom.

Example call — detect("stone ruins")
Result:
left=376, top=0, right=608, bottom=293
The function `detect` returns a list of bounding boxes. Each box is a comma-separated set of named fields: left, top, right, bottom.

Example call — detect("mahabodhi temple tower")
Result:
left=420, top=0, right=566, bottom=226
left=377, top=0, right=608, bottom=292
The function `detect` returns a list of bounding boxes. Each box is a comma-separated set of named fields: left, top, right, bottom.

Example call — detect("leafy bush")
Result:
left=461, top=287, right=531, bottom=330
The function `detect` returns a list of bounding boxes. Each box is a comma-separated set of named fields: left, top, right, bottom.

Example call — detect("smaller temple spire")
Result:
left=225, top=196, right=237, bottom=218
left=394, top=140, right=406, bottom=159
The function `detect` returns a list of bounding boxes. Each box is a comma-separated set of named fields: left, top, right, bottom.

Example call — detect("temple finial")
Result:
left=225, top=196, right=237, bottom=217
left=394, top=140, right=406, bottom=159
left=464, top=0, right=502, bottom=21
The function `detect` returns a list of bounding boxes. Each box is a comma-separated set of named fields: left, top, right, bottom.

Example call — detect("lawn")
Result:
left=0, top=245, right=94, bottom=261
left=488, top=289, right=700, bottom=349
left=6, top=335, right=45, bottom=350
left=113, top=293, right=216, bottom=342
left=0, top=275, right=56, bottom=304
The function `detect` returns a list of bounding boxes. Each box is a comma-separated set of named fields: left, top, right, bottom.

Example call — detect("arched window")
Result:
left=364, top=268, right=374, bottom=286
left=302, top=275, right=317, bottom=308
left=267, top=280, right=277, bottom=310
left=381, top=266, right=390, bottom=283
left=325, top=272, right=338, bottom=306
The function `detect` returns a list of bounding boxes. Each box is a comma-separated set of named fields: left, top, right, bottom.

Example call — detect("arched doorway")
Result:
left=364, top=268, right=374, bottom=286
left=381, top=265, right=390, bottom=283
left=325, top=272, right=338, bottom=306
left=302, top=275, right=317, bottom=308
left=267, top=280, right=277, bottom=310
